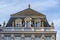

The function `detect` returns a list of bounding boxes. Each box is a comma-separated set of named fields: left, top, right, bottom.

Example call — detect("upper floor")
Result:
left=0, top=5, right=54, bottom=32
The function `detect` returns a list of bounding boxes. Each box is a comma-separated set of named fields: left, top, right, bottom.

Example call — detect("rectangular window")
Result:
left=45, top=36, right=51, bottom=40
left=26, top=21, right=30, bottom=28
left=37, top=22, right=41, bottom=27
left=14, top=36, right=21, bottom=40
left=35, top=36, right=41, bottom=40
left=35, top=22, right=41, bottom=28
left=4, top=35, right=11, bottom=40
left=25, top=36, right=31, bottom=40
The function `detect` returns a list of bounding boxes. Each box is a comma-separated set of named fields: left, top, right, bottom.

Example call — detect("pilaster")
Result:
left=31, top=34, right=35, bottom=40
left=41, top=35, right=45, bottom=40
left=11, top=34, right=14, bottom=40
left=21, top=34, right=25, bottom=40
left=1, top=34, right=4, bottom=40
left=51, top=34, right=55, bottom=40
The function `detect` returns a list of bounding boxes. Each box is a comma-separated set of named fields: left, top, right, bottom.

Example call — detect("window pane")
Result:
left=26, top=22, right=30, bottom=28
left=35, top=37, right=41, bottom=40
left=45, top=36, right=51, bottom=40
left=26, top=22, right=28, bottom=27
left=25, top=36, right=31, bottom=40
left=35, top=22, right=41, bottom=27
left=16, top=23, right=22, bottom=27
left=5, top=35, right=11, bottom=40
left=37, top=22, right=40, bottom=27
left=15, top=36, right=21, bottom=40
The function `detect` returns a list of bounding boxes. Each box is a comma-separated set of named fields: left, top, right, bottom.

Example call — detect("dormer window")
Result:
left=35, top=22, right=41, bottom=27
left=35, top=19, right=41, bottom=28
left=24, top=17, right=32, bottom=28
left=25, top=21, right=30, bottom=28
left=16, top=22, right=22, bottom=27
left=15, top=18, right=22, bottom=27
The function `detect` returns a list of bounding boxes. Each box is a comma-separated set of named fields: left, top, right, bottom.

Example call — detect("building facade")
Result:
left=0, top=5, right=56, bottom=40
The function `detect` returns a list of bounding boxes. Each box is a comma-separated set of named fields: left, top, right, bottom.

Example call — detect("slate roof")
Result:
left=6, top=7, right=50, bottom=27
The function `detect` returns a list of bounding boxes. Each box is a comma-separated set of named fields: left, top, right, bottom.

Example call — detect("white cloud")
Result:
left=0, top=4, right=7, bottom=8
left=48, top=18, right=60, bottom=30
left=0, top=0, right=59, bottom=11
left=56, top=30, right=60, bottom=40
left=53, top=19, right=60, bottom=27
left=52, top=19, right=60, bottom=40
left=0, top=1, right=8, bottom=8
left=49, top=19, right=60, bottom=40
left=30, top=0, right=59, bottom=11
left=0, top=0, right=59, bottom=40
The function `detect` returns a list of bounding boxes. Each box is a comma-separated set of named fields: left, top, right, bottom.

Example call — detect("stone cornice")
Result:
left=0, top=31, right=56, bottom=34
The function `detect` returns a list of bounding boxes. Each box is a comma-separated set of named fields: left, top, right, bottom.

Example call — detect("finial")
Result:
left=3, top=21, right=5, bottom=26
left=0, top=24, right=1, bottom=26
left=51, top=21, right=54, bottom=27
left=28, top=4, right=30, bottom=8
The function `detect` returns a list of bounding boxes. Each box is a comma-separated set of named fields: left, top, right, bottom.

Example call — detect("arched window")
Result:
left=37, top=22, right=41, bottom=27
left=24, top=17, right=32, bottom=28
left=15, top=18, right=22, bottom=27
left=34, top=19, right=41, bottom=28
left=35, top=22, right=41, bottom=28
left=16, top=22, right=22, bottom=27
left=25, top=21, right=30, bottom=28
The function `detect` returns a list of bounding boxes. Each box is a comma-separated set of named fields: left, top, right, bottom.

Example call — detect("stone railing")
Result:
left=0, top=27, right=54, bottom=32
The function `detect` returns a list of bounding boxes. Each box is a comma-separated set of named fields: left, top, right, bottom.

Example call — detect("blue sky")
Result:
left=0, top=0, right=60, bottom=40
